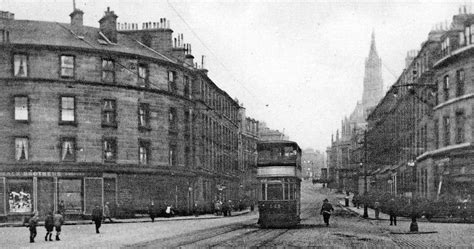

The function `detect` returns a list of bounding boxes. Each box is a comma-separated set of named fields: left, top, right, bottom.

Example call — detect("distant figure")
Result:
left=222, top=200, right=229, bottom=217
left=344, top=192, right=350, bottom=207
left=193, top=202, right=200, bottom=217
left=103, top=202, right=113, bottom=223
left=44, top=211, right=54, bottom=241
left=214, top=200, right=222, bottom=216
left=374, top=201, right=381, bottom=219
left=149, top=201, right=156, bottom=222
left=53, top=211, right=64, bottom=241
left=58, top=200, right=65, bottom=216
left=27, top=212, right=39, bottom=243
left=92, top=205, right=103, bottom=233
left=387, top=198, right=397, bottom=226
left=165, top=205, right=174, bottom=218
left=320, top=199, right=334, bottom=226
left=226, top=200, right=233, bottom=216
left=250, top=200, right=255, bottom=212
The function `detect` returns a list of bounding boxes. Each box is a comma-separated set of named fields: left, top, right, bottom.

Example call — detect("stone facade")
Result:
left=0, top=7, right=249, bottom=221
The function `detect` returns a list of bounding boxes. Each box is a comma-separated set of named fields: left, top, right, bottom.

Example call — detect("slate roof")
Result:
left=0, top=18, right=175, bottom=63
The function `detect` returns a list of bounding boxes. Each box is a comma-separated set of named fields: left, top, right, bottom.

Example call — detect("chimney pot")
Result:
left=99, top=7, right=118, bottom=43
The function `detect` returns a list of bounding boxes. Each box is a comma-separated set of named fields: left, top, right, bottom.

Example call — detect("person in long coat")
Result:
left=387, top=198, right=397, bottom=226
left=53, top=211, right=64, bottom=241
left=320, top=199, right=334, bottom=226
left=44, top=211, right=54, bottom=241
left=103, top=202, right=113, bottom=222
left=92, top=205, right=103, bottom=233
left=148, top=201, right=156, bottom=222
left=27, top=212, right=39, bottom=243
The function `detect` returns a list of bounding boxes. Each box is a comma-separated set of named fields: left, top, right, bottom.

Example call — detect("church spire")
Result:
left=369, top=30, right=378, bottom=58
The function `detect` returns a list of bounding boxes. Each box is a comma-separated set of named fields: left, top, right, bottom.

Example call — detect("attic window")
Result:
left=0, top=30, right=9, bottom=43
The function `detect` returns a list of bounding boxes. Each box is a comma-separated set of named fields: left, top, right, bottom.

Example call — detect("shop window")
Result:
left=138, top=103, right=150, bottom=130
left=103, top=137, right=117, bottom=162
left=168, top=71, right=177, bottom=94
left=59, top=96, right=76, bottom=124
left=61, top=137, right=76, bottom=162
left=138, top=64, right=149, bottom=88
left=58, top=179, right=83, bottom=214
left=102, top=99, right=116, bottom=127
left=60, top=55, right=75, bottom=78
left=101, top=59, right=115, bottom=83
left=139, top=140, right=150, bottom=165
left=13, top=54, right=27, bottom=77
left=14, top=96, right=28, bottom=122
left=15, top=137, right=28, bottom=161
left=8, top=178, right=33, bottom=213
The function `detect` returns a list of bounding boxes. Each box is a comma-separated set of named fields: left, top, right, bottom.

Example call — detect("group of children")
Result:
left=25, top=211, right=64, bottom=243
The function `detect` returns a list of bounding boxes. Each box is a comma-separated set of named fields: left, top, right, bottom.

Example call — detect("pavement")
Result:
left=0, top=209, right=252, bottom=228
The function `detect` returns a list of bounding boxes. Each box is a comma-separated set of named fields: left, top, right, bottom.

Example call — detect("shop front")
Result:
left=0, top=171, right=116, bottom=222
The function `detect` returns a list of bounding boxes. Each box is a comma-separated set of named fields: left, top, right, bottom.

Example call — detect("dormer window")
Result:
left=441, top=38, right=450, bottom=56
left=460, top=31, right=466, bottom=46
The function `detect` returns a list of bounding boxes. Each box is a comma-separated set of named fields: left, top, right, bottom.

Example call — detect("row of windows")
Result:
left=12, top=52, right=239, bottom=124
left=433, top=110, right=466, bottom=149
left=14, top=96, right=181, bottom=130
left=13, top=136, right=162, bottom=165
left=12, top=53, right=184, bottom=96
left=441, top=69, right=465, bottom=102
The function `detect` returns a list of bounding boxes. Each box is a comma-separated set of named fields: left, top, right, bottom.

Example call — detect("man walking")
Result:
left=44, top=211, right=54, bottom=241
left=320, top=199, right=334, bottom=226
left=27, top=212, right=39, bottom=243
left=92, top=205, right=103, bottom=234
left=388, top=198, right=397, bottom=226
left=103, top=202, right=113, bottom=223
left=53, top=211, right=64, bottom=241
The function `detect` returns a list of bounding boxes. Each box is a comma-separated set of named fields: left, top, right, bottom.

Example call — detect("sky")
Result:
left=0, top=0, right=469, bottom=152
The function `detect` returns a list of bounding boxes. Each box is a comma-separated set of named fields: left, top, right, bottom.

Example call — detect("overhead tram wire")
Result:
left=166, top=0, right=266, bottom=107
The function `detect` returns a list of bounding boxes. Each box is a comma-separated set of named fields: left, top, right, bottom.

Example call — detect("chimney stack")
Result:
left=99, top=7, right=118, bottom=43
left=69, top=7, right=84, bottom=35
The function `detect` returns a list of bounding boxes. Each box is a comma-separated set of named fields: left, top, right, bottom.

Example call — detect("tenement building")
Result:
left=366, top=7, right=474, bottom=202
left=0, top=7, right=247, bottom=221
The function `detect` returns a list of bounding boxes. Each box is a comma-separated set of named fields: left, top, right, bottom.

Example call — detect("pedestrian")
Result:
left=193, top=201, right=200, bottom=217
left=103, top=202, right=113, bottom=223
left=53, top=210, right=64, bottom=241
left=214, top=200, right=222, bottom=216
left=374, top=201, right=380, bottom=219
left=344, top=192, right=350, bottom=207
left=222, top=200, right=229, bottom=217
left=44, top=211, right=54, bottom=241
left=149, top=201, right=156, bottom=222
left=27, top=212, right=39, bottom=243
left=388, top=198, right=397, bottom=226
left=320, top=198, right=334, bottom=226
left=226, top=200, right=233, bottom=216
left=58, top=200, right=65, bottom=216
left=92, top=205, right=103, bottom=233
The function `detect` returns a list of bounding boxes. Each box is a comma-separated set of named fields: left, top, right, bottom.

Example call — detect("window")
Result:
left=168, top=71, right=177, bottom=93
left=60, top=96, right=75, bottom=124
left=13, top=54, right=27, bottom=77
left=460, top=31, right=466, bottom=46
left=434, top=119, right=439, bottom=149
left=455, top=111, right=465, bottom=144
left=102, top=99, right=116, bottom=127
left=169, top=107, right=177, bottom=131
left=138, top=103, right=150, bottom=129
left=169, top=144, right=177, bottom=166
left=14, top=96, right=28, bottom=121
left=101, top=59, right=115, bottom=83
left=15, top=137, right=28, bottom=161
left=60, top=137, right=76, bottom=162
left=138, top=64, right=149, bottom=87
left=465, top=26, right=470, bottom=45
left=184, top=76, right=191, bottom=99
left=456, top=69, right=465, bottom=97
left=443, top=116, right=450, bottom=147
left=443, top=75, right=449, bottom=101
left=60, top=55, right=75, bottom=78
left=139, top=140, right=150, bottom=165
left=103, top=138, right=117, bottom=162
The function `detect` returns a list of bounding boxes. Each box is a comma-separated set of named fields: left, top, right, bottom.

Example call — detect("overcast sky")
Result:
left=1, top=0, right=468, bottom=151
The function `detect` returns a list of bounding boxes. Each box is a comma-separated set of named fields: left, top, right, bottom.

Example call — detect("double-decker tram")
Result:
left=257, top=140, right=302, bottom=228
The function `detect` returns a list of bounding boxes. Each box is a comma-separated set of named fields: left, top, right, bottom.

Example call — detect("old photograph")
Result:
left=0, top=0, right=472, bottom=248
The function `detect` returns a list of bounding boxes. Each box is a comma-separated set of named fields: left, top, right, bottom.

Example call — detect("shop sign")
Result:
left=0, top=171, right=87, bottom=177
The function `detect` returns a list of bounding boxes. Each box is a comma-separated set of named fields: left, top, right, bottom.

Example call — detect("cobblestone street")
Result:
left=1, top=181, right=471, bottom=248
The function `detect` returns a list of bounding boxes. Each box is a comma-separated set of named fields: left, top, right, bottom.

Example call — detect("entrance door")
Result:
left=84, top=178, right=103, bottom=215
left=37, top=178, right=54, bottom=216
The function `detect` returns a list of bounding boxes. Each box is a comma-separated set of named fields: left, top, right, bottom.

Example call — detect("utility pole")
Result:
left=363, top=130, right=368, bottom=218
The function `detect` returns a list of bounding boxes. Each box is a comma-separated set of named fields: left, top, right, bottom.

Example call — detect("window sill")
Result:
left=14, top=120, right=29, bottom=124
left=59, top=121, right=77, bottom=126
left=102, top=123, right=118, bottom=128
